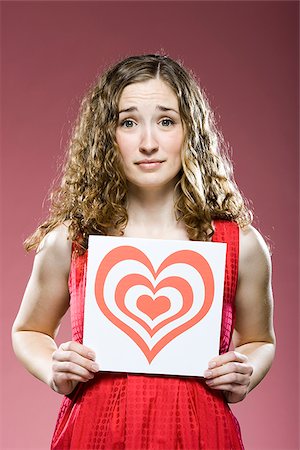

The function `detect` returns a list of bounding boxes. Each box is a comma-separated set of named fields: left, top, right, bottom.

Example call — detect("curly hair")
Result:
left=25, top=54, right=252, bottom=252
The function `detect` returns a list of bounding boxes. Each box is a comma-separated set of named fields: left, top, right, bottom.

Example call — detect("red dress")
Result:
left=51, top=220, right=244, bottom=450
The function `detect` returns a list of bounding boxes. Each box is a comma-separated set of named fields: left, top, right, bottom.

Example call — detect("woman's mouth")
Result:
left=135, top=159, right=165, bottom=170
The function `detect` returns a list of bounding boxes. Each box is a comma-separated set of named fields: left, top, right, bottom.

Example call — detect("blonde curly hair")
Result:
left=25, top=54, right=252, bottom=252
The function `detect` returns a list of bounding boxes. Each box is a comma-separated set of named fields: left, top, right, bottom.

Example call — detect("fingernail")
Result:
left=91, top=363, right=99, bottom=372
left=205, top=379, right=214, bottom=386
left=208, top=361, right=217, bottom=369
left=204, top=370, right=212, bottom=378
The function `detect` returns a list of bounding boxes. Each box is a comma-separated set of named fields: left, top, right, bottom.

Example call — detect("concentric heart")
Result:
left=94, top=246, right=215, bottom=363
left=136, top=295, right=170, bottom=320
left=114, top=273, right=193, bottom=337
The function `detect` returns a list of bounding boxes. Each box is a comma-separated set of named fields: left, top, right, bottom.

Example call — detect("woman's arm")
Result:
left=204, top=225, right=276, bottom=403
left=12, top=225, right=99, bottom=395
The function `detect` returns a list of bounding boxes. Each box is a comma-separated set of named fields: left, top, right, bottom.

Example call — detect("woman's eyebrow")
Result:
left=118, top=105, right=179, bottom=115
left=157, top=105, right=180, bottom=115
left=118, top=106, right=137, bottom=114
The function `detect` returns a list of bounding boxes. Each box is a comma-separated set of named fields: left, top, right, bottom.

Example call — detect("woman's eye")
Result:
left=160, top=118, right=174, bottom=127
left=120, top=119, right=135, bottom=128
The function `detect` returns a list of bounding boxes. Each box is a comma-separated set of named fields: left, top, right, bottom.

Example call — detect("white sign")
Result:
left=83, top=236, right=226, bottom=377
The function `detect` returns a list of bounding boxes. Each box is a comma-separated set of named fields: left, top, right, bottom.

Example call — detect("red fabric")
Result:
left=51, top=220, right=244, bottom=450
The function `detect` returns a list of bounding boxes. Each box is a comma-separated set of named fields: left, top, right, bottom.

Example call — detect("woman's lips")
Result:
left=135, top=160, right=165, bottom=170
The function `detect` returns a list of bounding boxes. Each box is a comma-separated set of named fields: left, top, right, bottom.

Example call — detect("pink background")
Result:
left=1, top=1, right=299, bottom=449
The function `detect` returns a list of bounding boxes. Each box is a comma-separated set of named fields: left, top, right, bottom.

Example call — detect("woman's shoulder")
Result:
left=35, top=224, right=72, bottom=276
left=238, top=224, right=272, bottom=278
left=37, top=223, right=70, bottom=250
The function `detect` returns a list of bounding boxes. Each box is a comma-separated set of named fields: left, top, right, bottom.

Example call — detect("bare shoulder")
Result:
left=234, top=224, right=275, bottom=348
left=12, top=224, right=73, bottom=335
left=35, top=224, right=72, bottom=278
left=238, top=225, right=272, bottom=279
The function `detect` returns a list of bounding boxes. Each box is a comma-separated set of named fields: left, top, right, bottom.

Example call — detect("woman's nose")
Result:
left=139, top=126, right=158, bottom=154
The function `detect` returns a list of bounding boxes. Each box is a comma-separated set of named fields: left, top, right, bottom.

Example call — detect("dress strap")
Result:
left=212, top=220, right=239, bottom=293
left=212, top=220, right=240, bottom=354
left=68, top=243, right=88, bottom=344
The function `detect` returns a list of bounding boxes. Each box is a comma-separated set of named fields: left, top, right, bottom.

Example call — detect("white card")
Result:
left=83, top=236, right=226, bottom=377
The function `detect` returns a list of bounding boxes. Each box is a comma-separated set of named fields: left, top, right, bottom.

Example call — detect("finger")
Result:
left=60, top=341, right=96, bottom=360
left=205, top=372, right=249, bottom=387
left=204, top=361, right=251, bottom=379
left=205, top=382, right=248, bottom=398
left=53, top=371, right=93, bottom=386
left=52, top=351, right=100, bottom=373
left=53, top=361, right=96, bottom=380
left=208, top=351, right=248, bottom=369
left=53, top=349, right=99, bottom=373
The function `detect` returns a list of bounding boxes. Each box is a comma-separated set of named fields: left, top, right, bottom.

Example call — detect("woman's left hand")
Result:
left=204, top=351, right=254, bottom=403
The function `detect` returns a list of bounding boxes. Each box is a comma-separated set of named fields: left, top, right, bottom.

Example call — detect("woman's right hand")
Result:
left=50, top=341, right=100, bottom=395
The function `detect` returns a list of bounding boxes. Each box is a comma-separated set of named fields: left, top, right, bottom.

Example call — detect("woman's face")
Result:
left=115, top=78, right=184, bottom=192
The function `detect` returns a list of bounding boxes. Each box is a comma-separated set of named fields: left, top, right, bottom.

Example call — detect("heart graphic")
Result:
left=114, top=273, right=193, bottom=337
left=136, top=295, right=170, bottom=320
left=94, top=246, right=215, bottom=363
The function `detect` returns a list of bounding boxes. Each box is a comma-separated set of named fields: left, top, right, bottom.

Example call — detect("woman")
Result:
left=12, top=54, right=275, bottom=449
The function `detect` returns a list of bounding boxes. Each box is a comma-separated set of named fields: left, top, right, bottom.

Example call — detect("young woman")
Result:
left=12, top=54, right=275, bottom=449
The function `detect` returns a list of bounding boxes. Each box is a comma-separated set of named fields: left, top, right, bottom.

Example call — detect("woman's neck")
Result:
left=124, top=184, right=188, bottom=240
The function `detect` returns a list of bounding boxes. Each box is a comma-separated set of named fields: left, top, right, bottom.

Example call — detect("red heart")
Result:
left=136, top=295, right=171, bottom=320
left=114, top=274, right=193, bottom=338
left=94, top=246, right=214, bottom=363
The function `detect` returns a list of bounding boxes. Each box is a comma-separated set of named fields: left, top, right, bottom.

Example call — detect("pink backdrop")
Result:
left=1, top=2, right=299, bottom=449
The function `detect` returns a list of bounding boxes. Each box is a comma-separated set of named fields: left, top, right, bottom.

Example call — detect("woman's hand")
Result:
left=49, top=341, right=100, bottom=395
left=204, top=351, right=254, bottom=403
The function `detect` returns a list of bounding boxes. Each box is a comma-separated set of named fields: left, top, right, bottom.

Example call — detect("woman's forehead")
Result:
left=118, top=79, right=179, bottom=109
